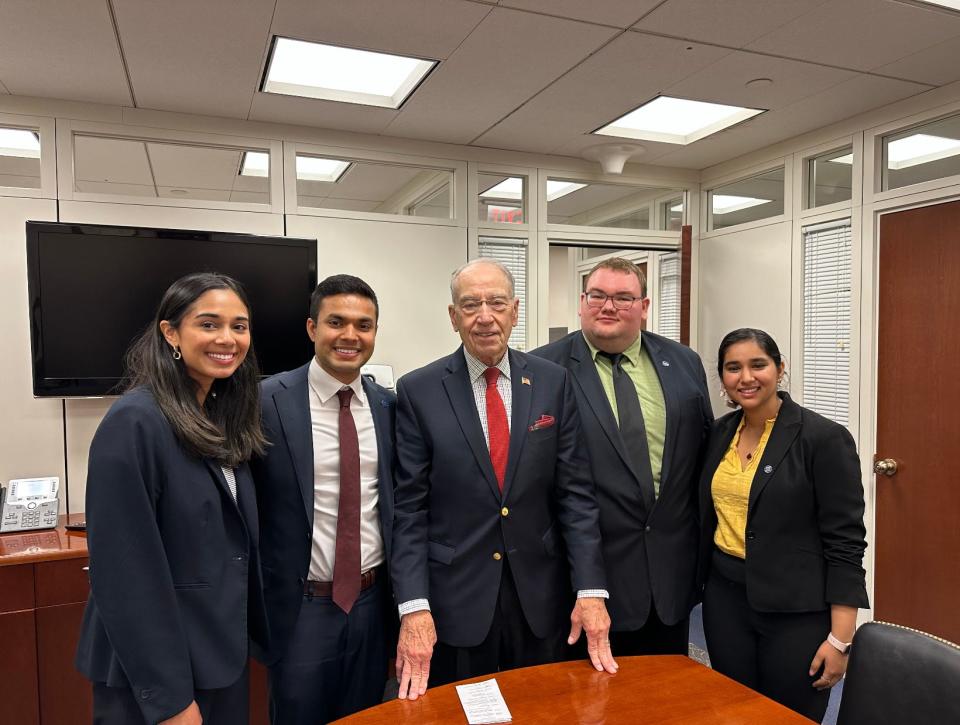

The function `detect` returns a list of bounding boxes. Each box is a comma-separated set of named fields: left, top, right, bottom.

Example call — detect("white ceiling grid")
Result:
left=0, top=0, right=959, bottom=169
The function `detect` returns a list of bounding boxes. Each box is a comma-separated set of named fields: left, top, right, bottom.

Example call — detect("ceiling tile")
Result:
left=247, top=92, right=399, bottom=133
left=473, top=33, right=731, bottom=154
left=665, top=51, right=856, bottom=110
left=746, top=0, right=960, bottom=72
left=385, top=7, right=618, bottom=144
left=74, top=136, right=154, bottom=185
left=112, top=0, right=275, bottom=118
left=270, top=0, right=492, bottom=60
left=0, top=0, right=131, bottom=105
left=874, top=34, right=960, bottom=85
left=501, top=0, right=662, bottom=28
left=633, top=0, right=829, bottom=48
left=146, top=143, right=243, bottom=189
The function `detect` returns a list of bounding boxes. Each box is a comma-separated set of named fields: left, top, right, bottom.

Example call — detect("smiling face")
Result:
left=448, top=261, right=519, bottom=366
left=160, top=288, right=250, bottom=401
left=308, top=293, right=377, bottom=384
left=720, top=339, right=785, bottom=417
left=579, top=267, right=649, bottom=354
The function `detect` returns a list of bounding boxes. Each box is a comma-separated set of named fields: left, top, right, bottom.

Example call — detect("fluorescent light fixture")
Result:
left=240, top=151, right=269, bottom=177
left=0, top=128, right=40, bottom=158
left=918, top=1, right=960, bottom=11
left=711, top=194, right=771, bottom=215
left=296, top=155, right=351, bottom=183
left=594, top=96, right=764, bottom=145
left=480, top=177, right=523, bottom=200
left=546, top=180, right=586, bottom=201
left=263, top=37, right=436, bottom=109
left=670, top=203, right=684, bottom=212
left=886, top=133, right=960, bottom=170
left=828, top=153, right=854, bottom=165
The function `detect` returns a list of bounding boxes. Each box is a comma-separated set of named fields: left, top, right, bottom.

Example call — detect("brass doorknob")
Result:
left=874, top=458, right=898, bottom=476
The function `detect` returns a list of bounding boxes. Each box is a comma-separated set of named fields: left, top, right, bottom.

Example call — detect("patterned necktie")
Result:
left=599, top=351, right=656, bottom=506
left=484, top=367, right=509, bottom=492
left=333, top=388, right=361, bottom=613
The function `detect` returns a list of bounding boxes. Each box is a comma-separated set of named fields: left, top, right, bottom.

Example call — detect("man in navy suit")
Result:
left=252, top=275, right=396, bottom=724
left=533, top=257, right=712, bottom=657
left=391, top=259, right=616, bottom=701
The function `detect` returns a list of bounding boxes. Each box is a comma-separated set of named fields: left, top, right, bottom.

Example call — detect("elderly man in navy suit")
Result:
left=533, top=257, right=713, bottom=657
left=252, top=275, right=396, bottom=724
left=390, top=258, right=616, bottom=700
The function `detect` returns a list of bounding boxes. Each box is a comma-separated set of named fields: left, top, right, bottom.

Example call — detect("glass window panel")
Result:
left=297, top=154, right=453, bottom=219
left=807, top=147, right=853, bottom=208
left=546, top=179, right=678, bottom=230
left=478, top=173, right=525, bottom=224
left=0, top=126, right=42, bottom=189
left=883, top=113, right=960, bottom=191
left=73, top=135, right=271, bottom=203
left=708, top=167, right=785, bottom=230
left=661, top=197, right=683, bottom=231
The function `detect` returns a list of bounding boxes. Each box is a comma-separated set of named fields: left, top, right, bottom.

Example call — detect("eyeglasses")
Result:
left=584, top=291, right=642, bottom=310
left=458, top=297, right=512, bottom=315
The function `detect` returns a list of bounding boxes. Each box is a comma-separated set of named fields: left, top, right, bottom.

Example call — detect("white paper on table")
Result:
left=455, top=678, right=512, bottom=724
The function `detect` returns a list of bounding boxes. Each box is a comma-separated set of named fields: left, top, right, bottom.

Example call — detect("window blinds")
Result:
left=657, top=252, right=681, bottom=342
left=801, top=220, right=852, bottom=428
left=478, top=237, right=527, bottom=351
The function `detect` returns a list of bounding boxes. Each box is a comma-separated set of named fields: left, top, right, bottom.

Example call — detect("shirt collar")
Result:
left=308, top=357, right=367, bottom=406
left=583, top=331, right=643, bottom=367
left=463, top=347, right=511, bottom=385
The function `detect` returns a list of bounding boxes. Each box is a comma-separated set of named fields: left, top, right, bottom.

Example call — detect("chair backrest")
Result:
left=837, top=621, right=960, bottom=725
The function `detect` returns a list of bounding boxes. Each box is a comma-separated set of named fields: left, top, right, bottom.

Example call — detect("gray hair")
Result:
left=449, top=258, right=516, bottom=303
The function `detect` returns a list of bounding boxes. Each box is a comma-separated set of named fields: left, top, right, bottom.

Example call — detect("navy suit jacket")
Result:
left=391, top=347, right=606, bottom=648
left=75, top=388, right=265, bottom=724
left=698, top=392, right=869, bottom=612
left=250, top=362, right=396, bottom=664
left=532, top=331, right=713, bottom=630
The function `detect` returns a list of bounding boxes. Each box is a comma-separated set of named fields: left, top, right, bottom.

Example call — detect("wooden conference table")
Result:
left=332, top=656, right=813, bottom=724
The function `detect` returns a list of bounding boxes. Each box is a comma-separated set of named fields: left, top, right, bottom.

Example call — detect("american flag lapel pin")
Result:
left=522, top=376, right=531, bottom=386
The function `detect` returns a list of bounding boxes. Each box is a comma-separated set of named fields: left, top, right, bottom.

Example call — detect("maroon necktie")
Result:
left=484, top=367, right=509, bottom=492
left=333, top=388, right=361, bottom=614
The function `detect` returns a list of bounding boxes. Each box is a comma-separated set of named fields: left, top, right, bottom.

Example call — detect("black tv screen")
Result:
left=26, top=222, right=317, bottom=397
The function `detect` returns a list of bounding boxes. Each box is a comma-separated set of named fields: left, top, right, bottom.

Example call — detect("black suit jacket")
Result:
left=532, top=331, right=713, bottom=630
left=75, top=388, right=265, bottom=724
left=250, top=362, right=396, bottom=664
left=391, top=347, right=606, bottom=648
left=698, top=392, right=869, bottom=612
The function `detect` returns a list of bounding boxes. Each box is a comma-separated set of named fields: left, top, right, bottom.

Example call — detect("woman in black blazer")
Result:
left=699, top=328, right=868, bottom=723
left=75, top=273, right=268, bottom=725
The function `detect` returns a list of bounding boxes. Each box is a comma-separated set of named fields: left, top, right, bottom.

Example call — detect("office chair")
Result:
left=836, top=621, right=960, bottom=725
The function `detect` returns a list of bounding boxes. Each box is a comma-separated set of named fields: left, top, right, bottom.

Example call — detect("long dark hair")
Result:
left=125, top=272, right=267, bottom=466
left=716, top=327, right=784, bottom=377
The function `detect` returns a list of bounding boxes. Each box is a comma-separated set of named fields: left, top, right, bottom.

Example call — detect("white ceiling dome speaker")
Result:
left=581, top=143, right=646, bottom=175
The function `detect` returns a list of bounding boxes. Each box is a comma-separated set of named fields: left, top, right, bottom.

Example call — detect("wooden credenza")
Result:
left=0, top=515, right=270, bottom=724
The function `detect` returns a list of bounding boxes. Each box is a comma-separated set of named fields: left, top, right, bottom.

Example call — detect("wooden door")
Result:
left=875, top=199, right=960, bottom=643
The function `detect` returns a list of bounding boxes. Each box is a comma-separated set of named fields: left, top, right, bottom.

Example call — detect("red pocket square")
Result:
left=528, top=414, right=555, bottom=431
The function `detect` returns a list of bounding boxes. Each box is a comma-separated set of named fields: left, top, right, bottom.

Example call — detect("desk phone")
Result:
left=0, top=477, right=60, bottom=533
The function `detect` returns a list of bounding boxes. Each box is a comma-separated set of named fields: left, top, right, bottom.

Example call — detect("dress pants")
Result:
left=702, top=549, right=831, bottom=723
left=92, top=664, right=249, bottom=725
left=429, top=558, right=566, bottom=687
left=268, top=575, right=389, bottom=725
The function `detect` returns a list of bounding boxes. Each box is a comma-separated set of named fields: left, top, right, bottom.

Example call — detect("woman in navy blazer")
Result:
left=75, top=273, right=268, bottom=725
left=698, top=329, right=868, bottom=723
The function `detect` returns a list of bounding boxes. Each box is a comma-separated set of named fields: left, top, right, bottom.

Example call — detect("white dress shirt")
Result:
left=307, top=358, right=384, bottom=582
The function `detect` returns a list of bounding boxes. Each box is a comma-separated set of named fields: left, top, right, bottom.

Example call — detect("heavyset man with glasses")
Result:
left=533, top=257, right=713, bottom=657
left=390, top=258, right=616, bottom=700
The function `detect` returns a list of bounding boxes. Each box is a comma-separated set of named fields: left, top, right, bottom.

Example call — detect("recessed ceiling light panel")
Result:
left=711, top=195, right=771, bottom=214
left=296, top=155, right=352, bottom=183
left=480, top=177, right=523, bottom=200
left=240, top=151, right=269, bottom=177
left=594, top=96, right=764, bottom=145
left=917, top=1, right=960, bottom=12
left=263, top=37, right=437, bottom=109
left=887, top=133, right=960, bottom=169
left=0, top=128, right=41, bottom=158
left=546, top=180, right=586, bottom=201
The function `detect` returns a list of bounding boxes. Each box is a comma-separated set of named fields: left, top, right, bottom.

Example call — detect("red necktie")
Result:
left=484, top=367, right=509, bottom=492
left=333, top=388, right=361, bottom=614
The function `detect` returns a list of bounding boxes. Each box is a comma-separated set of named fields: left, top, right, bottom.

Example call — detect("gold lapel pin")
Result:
left=521, top=376, right=531, bottom=386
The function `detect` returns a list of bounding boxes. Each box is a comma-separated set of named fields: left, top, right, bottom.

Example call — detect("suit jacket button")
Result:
left=501, top=507, right=509, bottom=517
left=645, top=525, right=652, bottom=533
left=493, top=552, right=502, bottom=561
left=746, top=531, right=756, bottom=540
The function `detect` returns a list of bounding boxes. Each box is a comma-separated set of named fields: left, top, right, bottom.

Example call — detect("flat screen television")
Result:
left=26, top=221, right=317, bottom=397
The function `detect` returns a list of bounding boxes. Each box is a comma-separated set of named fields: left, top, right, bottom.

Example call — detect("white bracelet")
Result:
left=827, top=632, right=852, bottom=653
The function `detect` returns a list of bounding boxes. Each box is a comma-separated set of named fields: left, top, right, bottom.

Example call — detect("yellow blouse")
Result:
left=711, top=417, right=776, bottom=559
